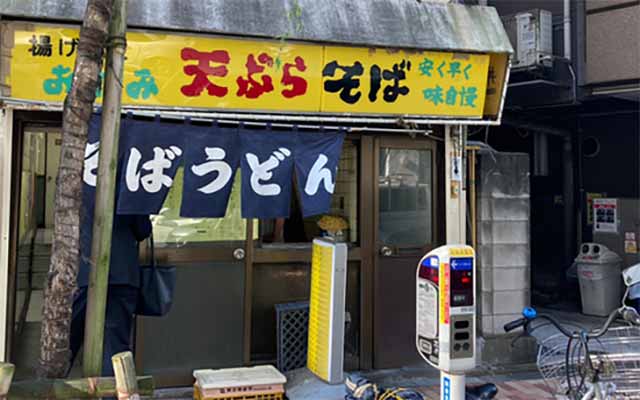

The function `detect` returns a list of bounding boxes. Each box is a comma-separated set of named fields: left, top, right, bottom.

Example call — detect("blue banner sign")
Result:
left=84, top=115, right=345, bottom=218
left=181, top=123, right=240, bottom=218
left=294, top=130, right=345, bottom=217
left=239, top=127, right=297, bottom=218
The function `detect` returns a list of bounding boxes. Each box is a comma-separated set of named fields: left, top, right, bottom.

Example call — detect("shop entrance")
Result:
left=373, top=136, right=439, bottom=368
left=7, top=113, right=250, bottom=384
left=6, top=112, right=443, bottom=379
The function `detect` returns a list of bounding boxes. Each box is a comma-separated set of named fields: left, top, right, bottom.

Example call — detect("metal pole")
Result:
left=83, top=0, right=127, bottom=377
left=468, top=148, right=477, bottom=250
left=563, top=0, right=572, bottom=61
left=563, top=136, right=575, bottom=269
left=441, top=371, right=465, bottom=400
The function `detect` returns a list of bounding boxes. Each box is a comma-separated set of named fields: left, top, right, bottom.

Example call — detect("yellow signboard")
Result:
left=307, top=241, right=333, bottom=381
left=307, top=238, right=347, bottom=384
left=483, top=53, right=510, bottom=118
left=8, top=24, right=494, bottom=118
left=10, top=26, right=323, bottom=112
left=322, top=46, right=490, bottom=117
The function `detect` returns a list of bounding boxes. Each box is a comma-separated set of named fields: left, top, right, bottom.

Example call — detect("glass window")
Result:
left=378, top=147, right=433, bottom=246
left=152, top=168, right=258, bottom=246
left=259, top=140, right=359, bottom=244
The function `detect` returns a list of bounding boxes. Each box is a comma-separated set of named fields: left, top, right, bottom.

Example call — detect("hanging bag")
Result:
left=136, top=234, right=176, bottom=316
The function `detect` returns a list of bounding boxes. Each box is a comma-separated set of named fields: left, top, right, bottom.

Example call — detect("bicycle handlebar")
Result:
left=503, top=318, right=527, bottom=333
left=503, top=306, right=640, bottom=339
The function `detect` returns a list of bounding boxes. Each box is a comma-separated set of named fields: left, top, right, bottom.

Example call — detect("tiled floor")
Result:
left=418, top=379, right=555, bottom=400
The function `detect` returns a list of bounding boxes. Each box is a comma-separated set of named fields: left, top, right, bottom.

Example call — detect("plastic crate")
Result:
left=275, top=301, right=309, bottom=372
left=194, top=385, right=284, bottom=400
left=193, top=366, right=286, bottom=400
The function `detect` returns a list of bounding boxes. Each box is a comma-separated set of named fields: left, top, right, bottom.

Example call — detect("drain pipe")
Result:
left=564, top=0, right=571, bottom=60
left=563, top=136, right=575, bottom=268
left=563, top=0, right=575, bottom=267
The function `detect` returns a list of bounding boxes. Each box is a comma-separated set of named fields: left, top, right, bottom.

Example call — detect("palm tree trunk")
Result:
left=39, top=0, right=115, bottom=379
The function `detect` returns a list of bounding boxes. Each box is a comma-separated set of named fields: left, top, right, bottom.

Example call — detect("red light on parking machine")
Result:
left=420, top=256, right=439, bottom=284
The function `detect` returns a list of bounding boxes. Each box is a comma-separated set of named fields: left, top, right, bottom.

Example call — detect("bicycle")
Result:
left=504, top=263, right=640, bottom=400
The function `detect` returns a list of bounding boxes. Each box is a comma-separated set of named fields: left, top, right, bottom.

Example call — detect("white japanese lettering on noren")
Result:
left=191, top=147, right=233, bottom=194
left=245, top=148, right=291, bottom=196
left=83, top=141, right=100, bottom=187
left=125, top=146, right=182, bottom=193
left=125, top=148, right=143, bottom=191
left=304, top=154, right=335, bottom=195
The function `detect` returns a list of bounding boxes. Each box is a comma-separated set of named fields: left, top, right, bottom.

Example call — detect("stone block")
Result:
left=477, top=244, right=530, bottom=269
left=480, top=315, right=494, bottom=335
left=479, top=266, right=493, bottom=291
left=479, top=197, right=530, bottom=222
left=480, top=290, right=493, bottom=315
left=477, top=153, right=530, bottom=198
left=478, top=220, right=529, bottom=245
left=493, top=290, right=530, bottom=315
left=491, top=267, right=530, bottom=291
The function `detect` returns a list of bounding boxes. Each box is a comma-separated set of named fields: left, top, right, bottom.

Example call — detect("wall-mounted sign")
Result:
left=7, top=24, right=497, bottom=119
left=594, top=198, right=617, bottom=233
left=586, top=192, right=606, bottom=226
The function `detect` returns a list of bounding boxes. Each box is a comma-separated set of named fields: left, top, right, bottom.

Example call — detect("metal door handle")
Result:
left=233, top=248, right=246, bottom=260
left=380, top=246, right=393, bottom=257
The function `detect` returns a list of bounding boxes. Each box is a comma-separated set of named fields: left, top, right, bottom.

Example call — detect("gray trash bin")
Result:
left=576, top=243, right=623, bottom=317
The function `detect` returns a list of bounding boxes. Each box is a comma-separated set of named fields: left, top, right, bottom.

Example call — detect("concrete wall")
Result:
left=580, top=112, right=640, bottom=242
left=585, top=2, right=640, bottom=84
left=476, top=151, right=531, bottom=336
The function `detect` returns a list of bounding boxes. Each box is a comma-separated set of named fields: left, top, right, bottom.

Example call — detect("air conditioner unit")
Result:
left=502, top=9, right=553, bottom=69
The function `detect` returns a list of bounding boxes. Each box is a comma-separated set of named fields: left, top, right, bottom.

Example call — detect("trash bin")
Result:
left=576, top=243, right=623, bottom=317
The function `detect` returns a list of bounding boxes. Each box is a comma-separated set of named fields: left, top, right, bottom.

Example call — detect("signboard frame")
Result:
left=1, top=21, right=511, bottom=123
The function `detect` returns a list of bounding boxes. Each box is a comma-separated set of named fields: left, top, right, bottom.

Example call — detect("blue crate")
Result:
left=275, top=301, right=309, bottom=372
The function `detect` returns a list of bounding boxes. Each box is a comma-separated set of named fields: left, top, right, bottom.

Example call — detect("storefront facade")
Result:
left=0, top=0, right=512, bottom=385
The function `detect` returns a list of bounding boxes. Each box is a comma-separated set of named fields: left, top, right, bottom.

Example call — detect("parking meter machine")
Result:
left=416, top=245, right=476, bottom=400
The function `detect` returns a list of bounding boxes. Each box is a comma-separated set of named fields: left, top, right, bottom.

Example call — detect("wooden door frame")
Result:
left=364, top=132, right=442, bottom=369
left=374, top=135, right=439, bottom=254
left=359, top=135, right=375, bottom=370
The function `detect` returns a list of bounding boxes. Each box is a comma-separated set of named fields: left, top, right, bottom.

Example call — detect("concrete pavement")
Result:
left=285, top=366, right=554, bottom=400
left=148, top=364, right=558, bottom=399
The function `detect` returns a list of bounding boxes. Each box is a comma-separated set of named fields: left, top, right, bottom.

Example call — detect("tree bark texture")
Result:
left=39, top=0, right=115, bottom=379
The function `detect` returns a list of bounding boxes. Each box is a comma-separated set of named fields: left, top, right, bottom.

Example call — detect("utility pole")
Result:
left=83, top=0, right=128, bottom=377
